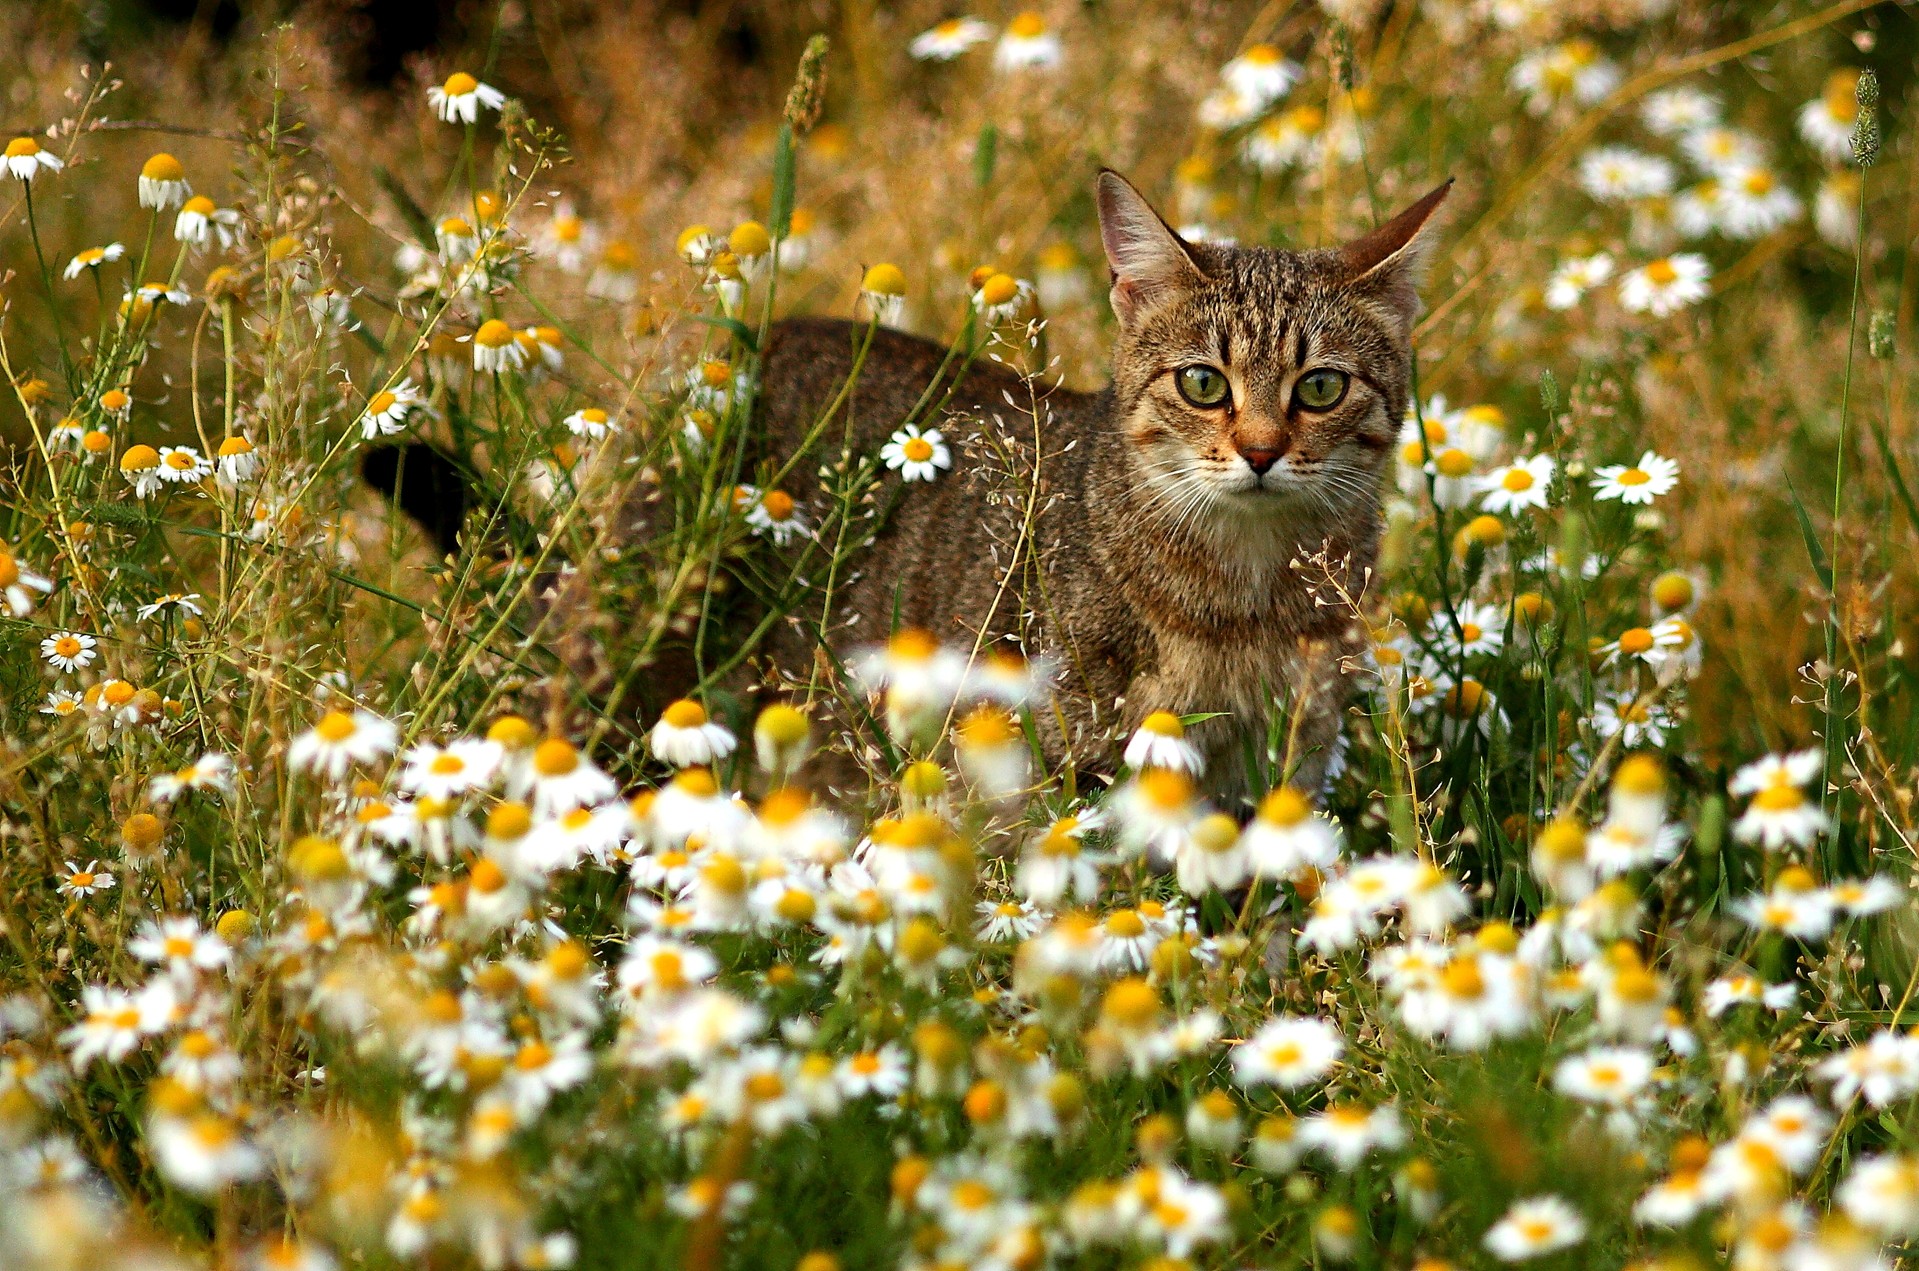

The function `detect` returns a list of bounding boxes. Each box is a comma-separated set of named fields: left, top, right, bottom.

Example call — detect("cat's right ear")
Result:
left=1096, top=169, right=1206, bottom=325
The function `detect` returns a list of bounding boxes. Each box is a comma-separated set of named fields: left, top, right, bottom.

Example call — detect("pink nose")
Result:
left=1240, top=448, right=1281, bottom=475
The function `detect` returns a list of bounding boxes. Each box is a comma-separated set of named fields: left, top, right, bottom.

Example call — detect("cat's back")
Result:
left=755, top=316, right=1104, bottom=652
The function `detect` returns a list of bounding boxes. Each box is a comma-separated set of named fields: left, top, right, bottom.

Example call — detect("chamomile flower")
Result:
left=173, top=196, right=216, bottom=246
left=1830, top=875, right=1901, bottom=917
left=1242, top=104, right=1327, bottom=172
left=138, top=153, right=191, bottom=210
left=215, top=436, right=258, bottom=482
left=63, top=242, right=124, bottom=279
left=881, top=424, right=951, bottom=482
left=1243, top=786, right=1340, bottom=876
left=1618, top=255, right=1710, bottom=316
left=744, top=488, right=809, bottom=545
left=1732, top=765, right=1830, bottom=850
left=993, top=12, right=1062, bottom=71
left=358, top=379, right=426, bottom=438
left=289, top=709, right=399, bottom=781
left=1544, top=252, right=1613, bottom=310
left=1554, top=1045, right=1656, bottom=1106
left=910, top=16, right=994, bottom=61
left=1431, top=599, right=1506, bottom=658
left=562, top=407, right=613, bottom=439
left=1733, top=869, right=1836, bottom=940
left=1592, top=450, right=1680, bottom=503
left=149, top=752, right=233, bottom=803
left=120, top=445, right=164, bottom=498
left=1681, top=125, right=1765, bottom=175
left=1641, top=86, right=1720, bottom=135
left=1798, top=69, right=1862, bottom=164
left=136, top=593, right=204, bottom=622
left=860, top=262, right=907, bottom=324
left=1016, top=812, right=1108, bottom=904
left=156, top=446, right=211, bottom=484
left=42, top=689, right=83, bottom=717
left=1232, top=1015, right=1343, bottom=1088
left=4, top=136, right=62, bottom=181
left=649, top=700, right=737, bottom=767
left=471, top=319, right=525, bottom=373
left=1124, top=711, right=1203, bottom=774
left=1221, top=44, right=1299, bottom=109
left=1478, top=455, right=1555, bottom=514
left=1839, top=1154, right=1919, bottom=1237
left=56, top=860, right=114, bottom=897
left=517, top=738, right=618, bottom=817
left=398, top=738, right=503, bottom=800
left=971, top=271, right=1033, bottom=323
left=435, top=215, right=478, bottom=261
left=428, top=72, right=506, bottom=124
left=40, top=631, right=97, bottom=673
left=1484, top=1195, right=1587, bottom=1261
left=1579, top=146, right=1675, bottom=202
left=1298, top=1103, right=1405, bottom=1171
left=130, top=916, right=230, bottom=979
left=62, top=981, right=176, bottom=1069
left=1509, top=41, right=1619, bottom=114
left=1718, top=164, right=1802, bottom=239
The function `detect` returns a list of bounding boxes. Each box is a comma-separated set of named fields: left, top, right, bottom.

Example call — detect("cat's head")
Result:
left=1095, top=169, right=1449, bottom=526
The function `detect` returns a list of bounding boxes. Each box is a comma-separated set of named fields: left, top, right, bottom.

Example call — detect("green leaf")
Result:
left=689, top=314, right=759, bottom=353
left=1783, top=476, right=1833, bottom=591
left=769, top=122, right=796, bottom=240
left=974, top=123, right=998, bottom=191
left=1869, top=417, right=1919, bottom=536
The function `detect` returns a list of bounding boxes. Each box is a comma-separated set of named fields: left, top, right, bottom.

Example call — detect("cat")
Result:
left=743, top=171, right=1450, bottom=797
left=374, top=170, right=1449, bottom=799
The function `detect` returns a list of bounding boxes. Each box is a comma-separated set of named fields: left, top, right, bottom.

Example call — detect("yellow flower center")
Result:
left=1502, top=468, right=1535, bottom=491
left=314, top=712, right=358, bottom=743
left=533, top=738, right=579, bottom=776
left=164, top=450, right=199, bottom=470
left=1644, top=259, right=1679, bottom=286
left=903, top=437, right=935, bottom=462
left=443, top=72, right=479, bottom=96
left=1617, top=627, right=1655, bottom=655
left=474, top=319, right=514, bottom=348
left=1008, top=12, right=1046, bottom=38
left=761, top=490, right=796, bottom=521
left=1752, top=782, right=1805, bottom=812
left=1435, top=448, right=1474, bottom=478
left=5, top=137, right=40, bottom=158
left=141, top=153, right=184, bottom=182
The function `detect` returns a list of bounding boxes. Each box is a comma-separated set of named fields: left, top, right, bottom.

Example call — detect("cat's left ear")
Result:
left=1340, top=178, right=1453, bottom=330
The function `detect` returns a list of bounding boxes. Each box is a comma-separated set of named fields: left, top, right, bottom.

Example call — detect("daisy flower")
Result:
left=1123, top=711, right=1203, bottom=773
left=1681, top=125, right=1765, bottom=175
left=1015, top=812, right=1109, bottom=904
left=138, top=153, right=190, bottom=210
left=1484, top=1195, right=1587, bottom=1261
left=156, top=445, right=212, bottom=484
left=860, top=263, right=906, bottom=324
left=1478, top=455, right=1555, bottom=514
left=215, top=436, right=258, bottom=483
left=1242, top=104, right=1326, bottom=173
left=562, top=407, right=613, bottom=439
left=436, top=215, right=478, bottom=261
left=149, top=752, right=233, bottom=803
left=517, top=738, right=618, bottom=817
left=63, top=242, right=124, bottom=280
left=1831, top=875, right=1902, bottom=917
left=428, top=72, right=506, bottom=124
left=471, top=319, right=525, bottom=373
left=358, top=379, right=426, bottom=438
left=1718, top=164, right=1803, bottom=239
left=1591, top=450, right=1680, bottom=504
left=1798, top=69, right=1862, bottom=165
left=1591, top=695, right=1673, bottom=748
left=1641, top=86, right=1720, bottom=135
left=1298, top=1103, right=1405, bottom=1171
left=136, top=593, right=204, bottom=622
left=971, top=271, right=1033, bottom=323
left=1544, top=252, right=1614, bottom=311
left=42, top=689, right=84, bottom=717
left=535, top=203, right=598, bottom=272
left=1703, top=975, right=1799, bottom=1017
left=1232, top=1015, right=1343, bottom=1088
left=173, top=196, right=217, bottom=246
left=1509, top=40, right=1618, bottom=114
left=4, top=136, right=62, bottom=181
left=881, top=424, right=951, bottom=482
left=56, top=860, right=114, bottom=897
left=993, top=12, right=1061, bottom=71
left=1221, top=43, right=1298, bottom=109
left=1733, top=871, right=1836, bottom=940
left=1618, top=255, right=1710, bottom=316
left=744, top=489, right=809, bottom=545
left=120, top=445, right=164, bottom=497
left=1243, top=786, right=1340, bottom=877
left=62, top=981, right=176, bottom=1070
left=1578, top=146, right=1674, bottom=203
left=130, top=917, right=230, bottom=979
left=0, top=550, right=53, bottom=616
left=289, top=709, right=399, bottom=781
left=909, top=16, right=993, bottom=61
left=649, top=700, right=738, bottom=767
left=1430, top=599, right=1506, bottom=658
left=40, top=631, right=97, bottom=673
left=397, top=738, right=504, bottom=800
left=975, top=898, right=1043, bottom=943
left=1553, top=1045, right=1655, bottom=1106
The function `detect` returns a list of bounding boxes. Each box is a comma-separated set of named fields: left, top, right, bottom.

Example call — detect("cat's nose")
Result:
left=1239, top=447, right=1281, bottom=475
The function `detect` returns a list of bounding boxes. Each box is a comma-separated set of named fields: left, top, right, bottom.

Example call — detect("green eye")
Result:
left=1176, top=365, right=1230, bottom=408
left=1295, top=368, right=1349, bottom=411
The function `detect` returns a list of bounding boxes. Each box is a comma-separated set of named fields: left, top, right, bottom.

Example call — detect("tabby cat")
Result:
left=745, top=170, right=1450, bottom=795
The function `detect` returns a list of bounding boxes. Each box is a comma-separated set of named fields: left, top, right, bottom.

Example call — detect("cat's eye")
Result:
left=1294, top=368, right=1349, bottom=411
left=1175, top=365, right=1231, bottom=409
